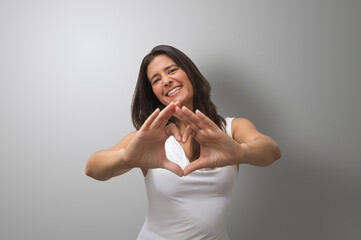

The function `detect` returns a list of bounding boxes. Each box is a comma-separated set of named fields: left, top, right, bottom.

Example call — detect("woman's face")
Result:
left=147, top=54, right=194, bottom=110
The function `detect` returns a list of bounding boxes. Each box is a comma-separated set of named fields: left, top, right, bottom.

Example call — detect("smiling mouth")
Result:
left=167, top=86, right=182, bottom=97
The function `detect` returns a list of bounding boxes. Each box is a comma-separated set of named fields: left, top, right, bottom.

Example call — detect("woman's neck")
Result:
left=174, top=118, right=187, bottom=131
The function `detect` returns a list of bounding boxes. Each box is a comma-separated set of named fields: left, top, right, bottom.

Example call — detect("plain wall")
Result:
left=1, top=0, right=360, bottom=239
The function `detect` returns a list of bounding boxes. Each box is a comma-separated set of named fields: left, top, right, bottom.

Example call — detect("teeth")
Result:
left=167, top=87, right=181, bottom=96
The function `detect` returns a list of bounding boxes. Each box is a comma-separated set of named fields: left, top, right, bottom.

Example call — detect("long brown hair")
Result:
left=131, top=45, right=225, bottom=160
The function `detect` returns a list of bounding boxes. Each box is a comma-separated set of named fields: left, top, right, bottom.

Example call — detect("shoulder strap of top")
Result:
left=225, top=117, right=234, bottom=138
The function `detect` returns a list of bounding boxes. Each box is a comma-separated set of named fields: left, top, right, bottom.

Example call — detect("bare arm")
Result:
left=85, top=131, right=137, bottom=181
left=85, top=102, right=184, bottom=181
left=232, top=118, right=281, bottom=167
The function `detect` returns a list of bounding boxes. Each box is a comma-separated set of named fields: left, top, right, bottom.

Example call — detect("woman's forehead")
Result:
left=147, top=54, right=176, bottom=76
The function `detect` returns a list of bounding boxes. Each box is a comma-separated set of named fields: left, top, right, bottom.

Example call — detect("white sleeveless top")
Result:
left=137, top=117, right=237, bottom=240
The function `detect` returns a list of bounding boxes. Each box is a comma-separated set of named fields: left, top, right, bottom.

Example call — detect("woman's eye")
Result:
left=152, top=79, right=160, bottom=85
left=169, top=68, right=177, bottom=74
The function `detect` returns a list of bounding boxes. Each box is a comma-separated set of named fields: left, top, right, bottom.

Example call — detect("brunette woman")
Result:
left=85, top=45, right=281, bottom=239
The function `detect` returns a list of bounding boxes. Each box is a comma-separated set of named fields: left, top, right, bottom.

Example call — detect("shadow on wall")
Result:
left=203, top=58, right=282, bottom=146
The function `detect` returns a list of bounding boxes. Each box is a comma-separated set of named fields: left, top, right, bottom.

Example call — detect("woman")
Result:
left=85, top=45, right=281, bottom=239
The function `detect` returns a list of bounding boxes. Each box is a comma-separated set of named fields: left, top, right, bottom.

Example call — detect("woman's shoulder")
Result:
left=229, top=117, right=254, bottom=126
left=227, top=117, right=262, bottom=143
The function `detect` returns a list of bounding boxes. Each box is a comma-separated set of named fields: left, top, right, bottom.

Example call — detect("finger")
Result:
left=141, top=108, right=160, bottom=130
left=151, top=102, right=176, bottom=128
left=181, top=106, right=204, bottom=129
left=173, top=105, right=183, bottom=120
left=175, top=107, right=201, bottom=132
left=181, top=125, right=195, bottom=143
left=174, top=106, right=185, bottom=119
left=174, top=106, right=193, bottom=127
left=162, top=160, right=184, bottom=177
left=165, top=123, right=182, bottom=141
left=195, top=109, right=219, bottom=131
left=183, top=159, right=207, bottom=176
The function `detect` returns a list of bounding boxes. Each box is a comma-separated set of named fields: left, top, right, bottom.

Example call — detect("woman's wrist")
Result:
left=117, top=148, right=132, bottom=168
left=238, top=143, right=249, bottom=164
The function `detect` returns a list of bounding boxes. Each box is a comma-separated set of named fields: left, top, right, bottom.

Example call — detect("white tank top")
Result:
left=137, top=117, right=237, bottom=240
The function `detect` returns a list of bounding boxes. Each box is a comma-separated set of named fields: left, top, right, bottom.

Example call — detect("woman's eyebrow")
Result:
left=164, top=64, right=177, bottom=71
left=149, top=64, right=178, bottom=82
left=149, top=73, right=158, bottom=82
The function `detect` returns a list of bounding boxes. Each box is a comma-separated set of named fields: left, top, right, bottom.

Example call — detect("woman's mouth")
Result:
left=167, top=86, right=182, bottom=97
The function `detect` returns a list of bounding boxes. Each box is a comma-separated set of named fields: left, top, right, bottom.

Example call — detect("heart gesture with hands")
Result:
left=175, top=106, right=244, bottom=176
left=124, top=102, right=243, bottom=177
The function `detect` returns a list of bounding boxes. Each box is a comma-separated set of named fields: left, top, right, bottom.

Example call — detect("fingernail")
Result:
left=182, top=136, right=186, bottom=143
left=177, top=135, right=181, bottom=141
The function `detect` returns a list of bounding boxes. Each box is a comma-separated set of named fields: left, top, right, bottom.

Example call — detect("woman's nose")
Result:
left=163, top=76, right=173, bottom=86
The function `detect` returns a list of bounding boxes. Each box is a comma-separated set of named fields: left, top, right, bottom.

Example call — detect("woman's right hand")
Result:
left=122, top=102, right=184, bottom=177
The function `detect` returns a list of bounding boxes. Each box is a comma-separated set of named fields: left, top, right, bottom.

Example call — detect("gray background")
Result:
left=1, top=0, right=360, bottom=239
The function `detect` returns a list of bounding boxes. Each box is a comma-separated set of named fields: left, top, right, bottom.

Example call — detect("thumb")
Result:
left=162, top=160, right=184, bottom=177
left=183, top=159, right=207, bottom=176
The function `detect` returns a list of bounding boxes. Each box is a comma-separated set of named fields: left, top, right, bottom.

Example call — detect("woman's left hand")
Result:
left=175, top=106, right=246, bottom=176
